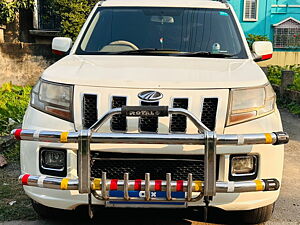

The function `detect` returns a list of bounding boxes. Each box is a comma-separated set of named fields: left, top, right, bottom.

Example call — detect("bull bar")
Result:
left=12, top=106, right=289, bottom=218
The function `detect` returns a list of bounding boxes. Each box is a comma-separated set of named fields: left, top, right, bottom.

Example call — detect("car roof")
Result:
left=100, top=0, right=228, bottom=9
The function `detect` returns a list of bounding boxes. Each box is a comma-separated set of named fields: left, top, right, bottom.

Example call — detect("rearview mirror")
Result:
left=52, top=37, right=72, bottom=55
left=151, top=16, right=174, bottom=24
left=252, top=41, right=273, bottom=62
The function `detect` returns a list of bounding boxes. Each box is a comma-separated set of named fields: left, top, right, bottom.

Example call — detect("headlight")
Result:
left=31, top=79, right=74, bottom=122
left=227, top=83, right=275, bottom=126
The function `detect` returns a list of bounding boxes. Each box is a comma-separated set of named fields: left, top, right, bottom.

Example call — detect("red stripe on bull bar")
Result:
left=134, top=179, right=142, bottom=191
left=110, top=179, right=118, bottom=190
left=14, top=129, right=22, bottom=140
left=176, top=180, right=184, bottom=192
left=22, top=174, right=30, bottom=185
left=155, top=180, right=162, bottom=191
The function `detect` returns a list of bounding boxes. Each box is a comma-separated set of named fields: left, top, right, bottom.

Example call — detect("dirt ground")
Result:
left=0, top=109, right=299, bottom=225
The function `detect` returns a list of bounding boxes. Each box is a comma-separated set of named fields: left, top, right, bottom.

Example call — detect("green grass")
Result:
left=3, top=143, right=20, bottom=163
left=0, top=140, right=37, bottom=221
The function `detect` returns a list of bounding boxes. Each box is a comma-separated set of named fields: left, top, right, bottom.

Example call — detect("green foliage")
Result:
left=0, top=0, right=34, bottom=25
left=0, top=83, right=31, bottom=135
left=287, top=102, right=300, bottom=115
left=246, top=34, right=270, bottom=49
left=278, top=98, right=300, bottom=116
left=52, top=0, right=98, bottom=40
left=267, top=65, right=300, bottom=91
left=267, top=65, right=282, bottom=85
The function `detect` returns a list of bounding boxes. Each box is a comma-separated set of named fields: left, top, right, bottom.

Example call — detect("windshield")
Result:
left=77, top=7, right=247, bottom=58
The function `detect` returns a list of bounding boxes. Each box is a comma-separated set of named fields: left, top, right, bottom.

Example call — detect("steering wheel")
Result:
left=100, top=40, right=139, bottom=52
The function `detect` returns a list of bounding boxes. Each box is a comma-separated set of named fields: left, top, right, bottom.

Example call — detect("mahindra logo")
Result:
left=138, top=91, right=163, bottom=101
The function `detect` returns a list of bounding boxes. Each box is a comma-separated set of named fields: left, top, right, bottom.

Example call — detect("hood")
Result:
left=42, top=55, right=268, bottom=89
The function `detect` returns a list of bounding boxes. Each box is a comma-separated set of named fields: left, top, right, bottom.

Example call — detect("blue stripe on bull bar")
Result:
left=108, top=201, right=185, bottom=205
left=109, top=191, right=186, bottom=205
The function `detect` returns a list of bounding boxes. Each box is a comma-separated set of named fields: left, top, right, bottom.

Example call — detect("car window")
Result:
left=77, top=7, right=247, bottom=58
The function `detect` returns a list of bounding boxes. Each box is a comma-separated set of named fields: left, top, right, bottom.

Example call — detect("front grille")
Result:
left=139, top=101, right=159, bottom=132
left=201, top=98, right=218, bottom=131
left=81, top=94, right=218, bottom=133
left=170, top=98, right=189, bottom=133
left=82, top=94, right=98, bottom=128
left=111, top=96, right=127, bottom=131
left=91, top=152, right=219, bottom=180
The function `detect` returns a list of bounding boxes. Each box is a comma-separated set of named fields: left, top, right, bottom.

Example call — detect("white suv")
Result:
left=14, top=0, right=289, bottom=223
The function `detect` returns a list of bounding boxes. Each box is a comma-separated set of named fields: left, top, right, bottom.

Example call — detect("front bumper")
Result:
left=23, top=185, right=281, bottom=210
left=16, top=106, right=288, bottom=211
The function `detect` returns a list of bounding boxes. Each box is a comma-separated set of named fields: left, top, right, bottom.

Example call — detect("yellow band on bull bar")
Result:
left=60, top=132, right=69, bottom=143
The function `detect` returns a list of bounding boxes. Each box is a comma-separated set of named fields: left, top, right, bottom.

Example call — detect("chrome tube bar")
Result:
left=89, top=107, right=210, bottom=132
left=90, top=108, right=122, bottom=132
left=168, top=108, right=210, bottom=132
left=187, top=173, right=193, bottom=201
left=204, top=131, right=217, bottom=197
left=78, top=130, right=91, bottom=194
left=101, top=172, right=108, bottom=200
left=145, top=173, right=151, bottom=201
left=12, top=128, right=289, bottom=146
left=124, top=173, right=129, bottom=200
left=166, top=173, right=172, bottom=200
left=18, top=174, right=279, bottom=195
left=12, top=129, right=288, bottom=146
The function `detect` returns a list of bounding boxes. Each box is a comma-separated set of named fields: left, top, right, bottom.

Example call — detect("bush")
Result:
left=0, top=83, right=31, bottom=135
left=267, top=65, right=300, bottom=91
left=246, top=34, right=270, bottom=50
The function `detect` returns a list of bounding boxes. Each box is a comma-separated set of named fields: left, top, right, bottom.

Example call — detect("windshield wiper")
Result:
left=105, top=49, right=234, bottom=57
left=177, top=51, right=234, bottom=58
left=112, top=48, right=181, bottom=55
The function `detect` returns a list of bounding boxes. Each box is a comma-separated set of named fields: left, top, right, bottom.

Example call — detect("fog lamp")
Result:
left=40, top=149, right=66, bottom=176
left=230, top=155, right=258, bottom=180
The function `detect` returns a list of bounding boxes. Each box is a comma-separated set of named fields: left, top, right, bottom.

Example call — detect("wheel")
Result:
left=31, top=200, right=72, bottom=219
left=231, top=203, right=275, bottom=224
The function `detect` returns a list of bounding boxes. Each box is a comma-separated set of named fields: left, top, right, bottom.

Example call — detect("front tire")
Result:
left=31, top=200, right=72, bottom=219
left=232, top=203, right=275, bottom=224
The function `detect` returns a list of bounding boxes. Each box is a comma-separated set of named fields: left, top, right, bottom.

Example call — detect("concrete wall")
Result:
left=0, top=43, right=59, bottom=86
left=258, top=51, right=300, bottom=66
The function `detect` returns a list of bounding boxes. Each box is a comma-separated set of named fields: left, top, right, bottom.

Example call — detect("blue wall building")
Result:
left=230, top=0, right=300, bottom=52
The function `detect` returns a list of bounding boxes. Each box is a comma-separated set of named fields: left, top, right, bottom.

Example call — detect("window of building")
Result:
left=243, top=0, right=258, bottom=21
left=273, top=18, right=300, bottom=49
left=37, top=0, right=60, bottom=30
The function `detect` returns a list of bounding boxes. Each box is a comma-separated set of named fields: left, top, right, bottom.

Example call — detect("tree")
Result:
left=0, top=0, right=34, bottom=25
left=52, top=0, right=98, bottom=40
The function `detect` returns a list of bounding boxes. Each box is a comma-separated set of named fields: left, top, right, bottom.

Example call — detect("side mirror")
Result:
left=52, top=37, right=72, bottom=55
left=252, top=41, right=273, bottom=62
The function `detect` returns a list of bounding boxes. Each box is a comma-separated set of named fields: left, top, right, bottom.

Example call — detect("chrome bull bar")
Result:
left=18, top=173, right=280, bottom=197
left=12, top=106, right=289, bottom=215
